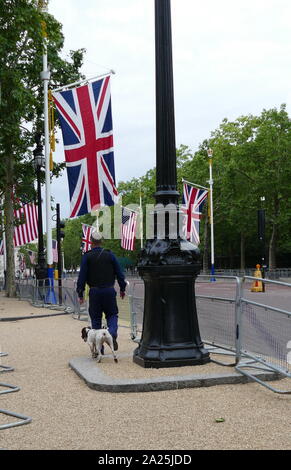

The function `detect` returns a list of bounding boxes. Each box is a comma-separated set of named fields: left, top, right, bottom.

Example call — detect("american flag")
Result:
left=14, top=201, right=38, bottom=247
left=182, top=183, right=208, bottom=245
left=121, top=207, right=137, bottom=251
left=81, top=223, right=94, bottom=253
left=52, top=76, right=118, bottom=218
left=28, top=250, right=37, bottom=265
left=52, top=239, right=58, bottom=263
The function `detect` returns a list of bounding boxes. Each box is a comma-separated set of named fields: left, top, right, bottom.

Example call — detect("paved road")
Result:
left=126, top=276, right=291, bottom=368
left=126, top=275, right=291, bottom=311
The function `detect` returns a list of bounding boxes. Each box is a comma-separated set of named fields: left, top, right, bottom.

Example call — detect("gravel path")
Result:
left=0, top=293, right=290, bottom=450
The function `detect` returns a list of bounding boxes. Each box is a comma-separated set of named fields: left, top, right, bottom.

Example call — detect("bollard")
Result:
left=251, top=264, right=264, bottom=292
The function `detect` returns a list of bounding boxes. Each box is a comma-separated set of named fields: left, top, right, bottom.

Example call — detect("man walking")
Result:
left=76, top=230, right=127, bottom=350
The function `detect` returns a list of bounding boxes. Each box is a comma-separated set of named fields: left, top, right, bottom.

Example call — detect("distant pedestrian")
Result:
left=76, top=230, right=127, bottom=350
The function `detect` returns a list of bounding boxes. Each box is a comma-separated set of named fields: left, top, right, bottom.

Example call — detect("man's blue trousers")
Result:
left=88, top=287, right=118, bottom=338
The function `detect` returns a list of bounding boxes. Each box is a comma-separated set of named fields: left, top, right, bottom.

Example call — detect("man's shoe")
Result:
left=112, top=336, right=118, bottom=351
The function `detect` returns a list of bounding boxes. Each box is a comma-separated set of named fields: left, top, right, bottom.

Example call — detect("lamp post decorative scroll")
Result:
left=133, top=0, right=210, bottom=368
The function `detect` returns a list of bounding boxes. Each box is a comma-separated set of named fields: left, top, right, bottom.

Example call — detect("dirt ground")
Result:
left=0, top=292, right=290, bottom=451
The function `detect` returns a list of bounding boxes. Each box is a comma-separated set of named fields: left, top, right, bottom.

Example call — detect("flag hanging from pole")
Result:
left=0, top=201, right=38, bottom=253
left=121, top=207, right=137, bottom=251
left=52, top=76, right=118, bottom=218
left=19, top=253, right=26, bottom=272
left=81, top=223, right=94, bottom=253
left=14, top=201, right=38, bottom=247
left=182, top=182, right=208, bottom=245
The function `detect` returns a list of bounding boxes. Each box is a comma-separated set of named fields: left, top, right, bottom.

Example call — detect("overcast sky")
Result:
left=48, top=0, right=291, bottom=220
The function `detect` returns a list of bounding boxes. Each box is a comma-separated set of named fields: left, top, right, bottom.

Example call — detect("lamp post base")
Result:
left=133, top=348, right=210, bottom=369
left=133, top=239, right=210, bottom=369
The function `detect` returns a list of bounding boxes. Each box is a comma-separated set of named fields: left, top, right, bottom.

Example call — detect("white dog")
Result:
left=81, top=326, right=118, bottom=363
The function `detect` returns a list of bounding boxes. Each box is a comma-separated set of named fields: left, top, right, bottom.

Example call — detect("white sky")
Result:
left=48, top=0, right=291, bottom=220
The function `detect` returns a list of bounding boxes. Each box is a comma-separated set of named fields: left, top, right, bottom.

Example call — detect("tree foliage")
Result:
left=0, top=0, right=85, bottom=295
left=112, top=107, right=291, bottom=270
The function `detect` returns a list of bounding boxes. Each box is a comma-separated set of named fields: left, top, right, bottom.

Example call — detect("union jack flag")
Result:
left=182, top=183, right=208, bottom=245
left=52, top=76, right=118, bottom=218
left=81, top=223, right=94, bottom=253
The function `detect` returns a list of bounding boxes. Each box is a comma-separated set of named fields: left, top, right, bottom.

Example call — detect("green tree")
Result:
left=254, top=105, right=291, bottom=269
left=208, top=115, right=261, bottom=269
left=208, top=106, right=291, bottom=269
left=62, top=217, right=83, bottom=271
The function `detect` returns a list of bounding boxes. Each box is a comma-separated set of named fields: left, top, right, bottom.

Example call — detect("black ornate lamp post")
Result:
left=32, top=137, right=47, bottom=281
left=133, top=0, right=210, bottom=368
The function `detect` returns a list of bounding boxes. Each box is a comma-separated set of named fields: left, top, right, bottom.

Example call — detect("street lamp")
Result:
left=133, top=0, right=210, bottom=368
left=32, top=138, right=47, bottom=281
left=207, top=148, right=215, bottom=280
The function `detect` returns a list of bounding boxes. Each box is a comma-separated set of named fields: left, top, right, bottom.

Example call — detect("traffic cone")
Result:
left=251, top=264, right=263, bottom=292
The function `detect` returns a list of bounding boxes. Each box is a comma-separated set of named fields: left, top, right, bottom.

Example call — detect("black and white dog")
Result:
left=81, top=326, right=118, bottom=363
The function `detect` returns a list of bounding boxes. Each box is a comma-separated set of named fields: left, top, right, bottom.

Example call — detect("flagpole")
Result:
left=52, top=71, right=115, bottom=93
left=139, top=185, right=144, bottom=249
left=207, top=149, right=215, bottom=281
left=97, top=213, right=99, bottom=231
left=39, top=0, right=55, bottom=300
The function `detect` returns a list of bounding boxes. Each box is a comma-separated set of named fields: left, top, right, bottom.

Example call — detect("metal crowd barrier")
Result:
left=15, top=279, right=82, bottom=317
left=129, top=275, right=291, bottom=394
left=128, top=280, right=144, bottom=341
left=0, top=352, right=32, bottom=430
left=236, top=276, right=291, bottom=394
left=196, top=275, right=240, bottom=366
left=11, top=279, right=90, bottom=322
left=206, top=268, right=291, bottom=279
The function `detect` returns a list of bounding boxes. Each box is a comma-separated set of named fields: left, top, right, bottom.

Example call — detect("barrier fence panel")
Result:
left=0, top=408, right=32, bottom=430
left=236, top=276, right=291, bottom=394
left=196, top=275, right=241, bottom=365
left=128, top=280, right=144, bottom=341
left=9, top=274, right=291, bottom=394
left=0, top=352, right=32, bottom=430
left=14, top=279, right=83, bottom=317
left=16, top=279, right=35, bottom=301
left=128, top=275, right=241, bottom=365
left=63, top=286, right=81, bottom=315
